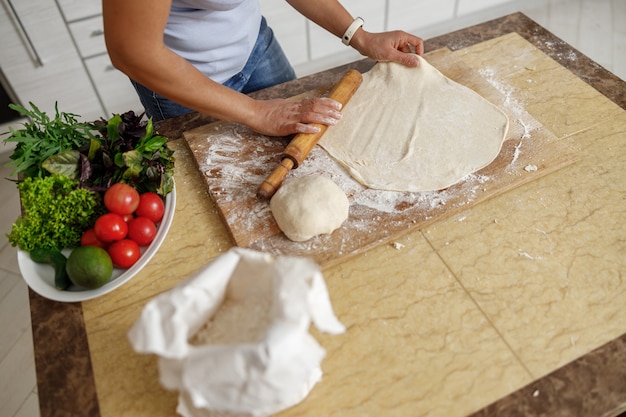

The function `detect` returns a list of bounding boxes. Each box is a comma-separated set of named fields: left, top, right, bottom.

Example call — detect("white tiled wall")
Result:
left=261, top=0, right=518, bottom=75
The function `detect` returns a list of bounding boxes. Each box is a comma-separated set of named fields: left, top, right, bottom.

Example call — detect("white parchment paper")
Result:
left=128, top=248, right=345, bottom=417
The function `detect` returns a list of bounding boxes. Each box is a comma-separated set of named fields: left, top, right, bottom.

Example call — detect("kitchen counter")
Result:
left=29, top=13, right=626, bottom=417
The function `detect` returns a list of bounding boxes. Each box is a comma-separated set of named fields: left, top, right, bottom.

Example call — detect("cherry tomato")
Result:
left=104, top=183, right=140, bottom=215
left=135, top=192, right=165, bottom=223
left=121, top=213, right=135, bottom=223
left=94, top=213, right=128, bottom=242
left=80, top=228, right=108, bottom=249
left=107, top=239, right=141, bottom=269
left=127, top=217, right=157, bottom=246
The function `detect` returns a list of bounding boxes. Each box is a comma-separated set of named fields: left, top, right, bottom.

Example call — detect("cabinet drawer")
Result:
left=0, top=0, right=104, bottom=121
left=57, top=0, right=101, bottom=22
left=85, top=55, right=143, bottom=116
left=69, top=16, right=106, bottom=58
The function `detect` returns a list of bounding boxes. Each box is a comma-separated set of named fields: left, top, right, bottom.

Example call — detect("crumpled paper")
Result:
left=128, top=248, right=345, bottom=417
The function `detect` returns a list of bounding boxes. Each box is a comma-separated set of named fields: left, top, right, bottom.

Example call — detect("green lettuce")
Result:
left=7, top=175, right=104, bottom=252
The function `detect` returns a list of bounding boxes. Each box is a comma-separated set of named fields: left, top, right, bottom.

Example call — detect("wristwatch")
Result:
left=342, top=17, right=364, bottom=46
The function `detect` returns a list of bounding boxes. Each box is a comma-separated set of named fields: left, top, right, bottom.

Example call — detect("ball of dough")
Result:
left=270, top=175, right=349, bottom=242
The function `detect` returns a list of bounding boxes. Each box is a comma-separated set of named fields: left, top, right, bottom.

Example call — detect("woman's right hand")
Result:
left=250, top=97, right=344, bottom=137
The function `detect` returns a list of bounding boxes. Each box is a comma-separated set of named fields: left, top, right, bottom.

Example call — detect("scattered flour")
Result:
left=519, top=120, right=532, bottom=140
left=190, top=61, right=548, bottom=254
left=391, top=242, right=404, bottom=250
left=543, top=40, right=579, bottom=63
left=479, top=66, right=539, bottom=172
left=511, top=141, right=523, bottom=166
left=479, top=67, right=525, bottom=120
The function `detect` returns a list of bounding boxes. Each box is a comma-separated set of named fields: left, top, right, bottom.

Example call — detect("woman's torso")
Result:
left=166, top=0, right=262, bottom=83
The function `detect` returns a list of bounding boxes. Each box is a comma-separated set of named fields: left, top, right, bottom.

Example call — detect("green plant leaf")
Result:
left=42, top=150, right=80, bottom=178
left=2, top=102, right=97, bottom=178
left=122, top=150, right=143, bottom=177
left=142, top=136, right=168, bottom=152
left=107, top=114, right=122, bottom=143
left=87, top=138, right=101, bottom=160
left=139, top=118, right=154, bottom=145
left=114, top=152, right=125, bottom=168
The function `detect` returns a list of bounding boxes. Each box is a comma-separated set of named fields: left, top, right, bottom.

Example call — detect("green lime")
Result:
left=66, top=246, right=114, bottom=290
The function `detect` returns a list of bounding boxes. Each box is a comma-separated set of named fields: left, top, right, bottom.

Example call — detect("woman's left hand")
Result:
left=351, top=29, right=424, bottom=67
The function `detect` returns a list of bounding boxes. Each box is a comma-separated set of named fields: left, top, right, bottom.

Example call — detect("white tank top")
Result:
left=165, top=0, right=262, bottom=83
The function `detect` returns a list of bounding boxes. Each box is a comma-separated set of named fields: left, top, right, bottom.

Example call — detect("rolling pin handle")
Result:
left=257, top=69, right=363, bottom=199
left=256, top=157, right=295, bottom=200
left=283, top=153, right=299, bottom=169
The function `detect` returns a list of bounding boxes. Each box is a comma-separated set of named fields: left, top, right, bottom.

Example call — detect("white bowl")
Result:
left=17, top=185, right=176, bottom=302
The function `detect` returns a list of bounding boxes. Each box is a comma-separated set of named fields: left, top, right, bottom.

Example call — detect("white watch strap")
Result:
left=341, top=17, right=364, bottom=46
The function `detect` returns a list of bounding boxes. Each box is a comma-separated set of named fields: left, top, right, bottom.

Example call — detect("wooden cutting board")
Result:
left=183, top=48, right=578, bottom=268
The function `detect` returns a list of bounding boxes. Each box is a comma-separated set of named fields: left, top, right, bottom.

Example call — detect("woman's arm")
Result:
left=102, top=0, right=342, bottom=136
left=286, top=0, right=424, bottom=67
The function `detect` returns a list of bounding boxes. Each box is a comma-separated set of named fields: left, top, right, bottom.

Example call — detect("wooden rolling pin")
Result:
left=257, top=69, right=363, bottom=200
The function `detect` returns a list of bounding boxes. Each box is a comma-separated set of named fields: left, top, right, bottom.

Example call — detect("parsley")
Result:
left=6, top=175, right=104, bottom=252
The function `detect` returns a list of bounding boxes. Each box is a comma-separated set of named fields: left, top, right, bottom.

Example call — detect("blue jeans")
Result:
left=131, top=17, right=296, bottom=121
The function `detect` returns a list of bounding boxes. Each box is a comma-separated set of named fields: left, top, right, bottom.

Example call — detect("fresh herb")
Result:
left=6, top=175, right=104, bottom=252
left=43, top=111, right=175, bottom=196
left=2, top=102, right=96, bottom=178
left=3, top=105, right=175, bottom=256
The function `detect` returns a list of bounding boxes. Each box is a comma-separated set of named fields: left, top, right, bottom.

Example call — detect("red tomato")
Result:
left=121, top=213, right=135, bottom=223
left=108, top=239, right=141, bottom=269
left=94, top=213, right=128, bottom=242
left=127, top=217, right=157, bottom=246
left=104, top=183, right=140, bottom=215
left=80, top=228, right=108, bottom=249
left=135, top=192, right=165, bottom=223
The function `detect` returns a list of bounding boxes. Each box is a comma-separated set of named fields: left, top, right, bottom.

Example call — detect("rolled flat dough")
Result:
left=270, top=175, right=349, bottom=242
left=319, top=55, right=509, bottom=192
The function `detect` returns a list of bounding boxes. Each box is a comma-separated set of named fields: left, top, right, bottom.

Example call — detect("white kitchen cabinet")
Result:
left=0, top=0, right=103, bottom=121
left=0, top=0, right=142, bottom=124
left=68, top=15, right=107, bottom=58
left=308, top=0, right=387, bottom=61
left=388, top=0, right=456, bottom=33
left=457, top=0, right=516, bottom=16
left=85, top=55, right=142, bottom=118
left=56, top=0, right=101, bottom=22
left=261, top=0, right=308, bottom=66
left=67, top=12, right=143, bottom=116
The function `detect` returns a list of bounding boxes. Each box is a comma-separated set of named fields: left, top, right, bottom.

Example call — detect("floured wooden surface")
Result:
left=183, top=48, right=578, bottom=268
